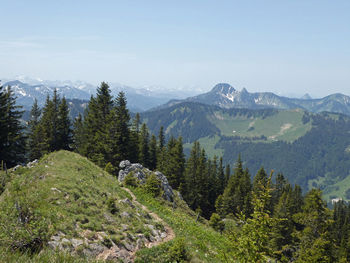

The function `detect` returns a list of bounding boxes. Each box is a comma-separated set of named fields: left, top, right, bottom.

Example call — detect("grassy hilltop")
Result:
left=0, top=151, right=231, bottom=262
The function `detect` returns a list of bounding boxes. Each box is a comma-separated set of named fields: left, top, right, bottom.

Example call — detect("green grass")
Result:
left=208, top=109, right=312, bottom=143
left=132, top=187, right=234, bottom=262
left=0, top=151, right=161, bottom=262
left=183, top=135, right=224, bottom=158
left=0, top=247, right=104, bottom=263
left=318, top=174, right=350, bottom=202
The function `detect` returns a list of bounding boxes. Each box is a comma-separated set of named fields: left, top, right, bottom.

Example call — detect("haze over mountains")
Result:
left=3, top=77, right=350, bottom=116
left=161, top=83, right=350, bottom=116
left=1, top=77, right=200, bottom=112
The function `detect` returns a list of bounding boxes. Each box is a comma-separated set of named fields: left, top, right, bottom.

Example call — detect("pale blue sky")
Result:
left=1, top=0, right=350, bottom=96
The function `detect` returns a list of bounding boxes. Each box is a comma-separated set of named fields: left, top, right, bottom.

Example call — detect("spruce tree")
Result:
left=57, top=97, right=72, bottom=150
left=0, top=86, right=26, bottom=167
left=27, top=99, right=42, bottom=160
left=138, top=123, right=150, bottom=167
left=109, top=91, right=131, bottom=168
left=72, top=113, right=85, bottom=154
left=149, top=134, right=157, bottom=170
left=294, top=189, right=334, bottom=262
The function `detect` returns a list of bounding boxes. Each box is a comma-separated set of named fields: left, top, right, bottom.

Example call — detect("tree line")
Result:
left=2, top=82, right=350, bottom=262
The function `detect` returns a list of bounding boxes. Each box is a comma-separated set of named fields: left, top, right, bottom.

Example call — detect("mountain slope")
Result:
left=142, top=102, right=350, bottom=200
left=159, top=83, right=350, bottom=116
left=0, top=151, right=231, bottom=262
left=2, top=80, right=175, bottom=112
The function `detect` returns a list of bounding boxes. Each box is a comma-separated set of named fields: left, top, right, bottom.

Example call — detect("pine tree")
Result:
left=27, top=99, right=42, bottom=160
left=82, top=83, right=114, bottom=166
left=220, top=156, right=245, bottom=217
left=0, top=86, right=26, bottom=167
left=138, top=123, right=150, bottom=167
left=109, top=91, right=131, bottom=168
left=218, top=157, right=226, bottom=195
left=294, top=189, right=334, bottom=262
left=182, top=141, right=201, bottom=208
left=57, top=97, right=72, bottom=150
left=149, top=134, right=157, bottom=170
left=229, top=171, right=279, bottom=263
left=72, top=113, right=85, bottom=154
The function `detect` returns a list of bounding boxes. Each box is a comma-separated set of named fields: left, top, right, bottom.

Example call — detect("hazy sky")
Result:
left=1, top=0, right=350, bottom=96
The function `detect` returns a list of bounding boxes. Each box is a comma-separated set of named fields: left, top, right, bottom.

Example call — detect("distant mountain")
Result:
left=1, top=78, right=195, bottom=112
left=141, top=101, right=350, bottom=201
left=158, top=83, right=350, bottom=116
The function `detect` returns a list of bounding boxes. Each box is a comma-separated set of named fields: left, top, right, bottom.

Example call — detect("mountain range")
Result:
left=1, top=77, right=198, bottom=112
left=160, top=83, right=350, bottom=116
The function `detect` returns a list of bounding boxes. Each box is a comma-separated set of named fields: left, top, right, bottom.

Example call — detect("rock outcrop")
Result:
left=118, top=161, right=175, bottom=202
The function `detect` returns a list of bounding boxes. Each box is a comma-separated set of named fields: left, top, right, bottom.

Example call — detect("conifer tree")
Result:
left=83, top=83, right=114, bottom=166
left=138, top=123, right=150, bottom=167
left=149, top=134, right=157, bottom=170
left=0, top=85, right=25, bottom=167
left=182, top=141, right=201, bottom=207
left=27, top=99, right=42, bottom=160
left=57, top=97, right=72, bottom=150
left=72, top=113, right=85, bottom=154
left=229, top=171, right=279, bottom=263
left=293, top=189, right=334, bottom=262
left=109, top=91, right=132, bottom=167
left=218, top=157, right=226, bottom=195
left=220, top=156, right=245, bottom=217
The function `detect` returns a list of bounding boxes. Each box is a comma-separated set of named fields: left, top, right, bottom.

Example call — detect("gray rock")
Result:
left=51, top=187, right=61, bottom=193
left=160, top=232, right=167, bottom=239
left=27, top=159, right=38, bottom=168
left=71, top=238, right=84, bottom=248
left=12, top=165, right=22, bottom=171
left=118, top=198, right=135, bottom=208
left=119, top=160, right=131, bottom=169
left=121, top=211, right=131, bottom=218
left=88, top=243, right=106, bottom=256
left=123, top=241, right=135, bottom=251
left=121, top=224, right=129, bottom=231
left=48, top=241, right=61, bottom=250
left=118, top=160, right=175, bottom=202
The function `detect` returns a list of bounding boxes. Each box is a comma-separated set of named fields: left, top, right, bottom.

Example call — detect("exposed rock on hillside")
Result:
left=118, top=161, right=175, bottom=202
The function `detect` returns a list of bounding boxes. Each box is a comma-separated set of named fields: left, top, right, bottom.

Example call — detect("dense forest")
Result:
left=141, top=102, right=350, bottom=194
left=2, top=82, right=350, bottom=262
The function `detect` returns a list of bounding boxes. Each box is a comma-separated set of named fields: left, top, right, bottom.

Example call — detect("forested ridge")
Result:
left=142, top=102, right=350, bottom=197
left=2, top=82, right=350, bottom=262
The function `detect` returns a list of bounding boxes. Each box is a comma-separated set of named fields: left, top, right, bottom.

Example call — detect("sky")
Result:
left=0, top=0, right=350, bottom=97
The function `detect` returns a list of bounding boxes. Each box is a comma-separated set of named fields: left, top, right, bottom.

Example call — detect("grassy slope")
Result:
left=0, top=151, right=232, bottom=262
left=0, top=151, right=160, bottom=262
left=132, top=187, right=233, bottom=262
left=208, top=109, right=311, bottom=143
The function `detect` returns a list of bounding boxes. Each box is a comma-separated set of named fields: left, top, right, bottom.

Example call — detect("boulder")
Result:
left=118, top=160, right=175, bottom=202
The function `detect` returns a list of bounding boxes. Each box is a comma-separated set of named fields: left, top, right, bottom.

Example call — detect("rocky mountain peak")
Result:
left=211, top=83, right=236, bottom=94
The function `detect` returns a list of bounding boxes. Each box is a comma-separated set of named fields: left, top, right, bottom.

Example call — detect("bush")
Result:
left=104, top=162, right=115, bottom=175
left=124, top=173, right=138, bottom=187
left=106, top=197, right=119, bottom=215
left=209, top=213, right=225, bottom=233
left=144, top=173, right=161, bottom=197
left=0, top=196, right=50, bottom=253
left=168, top=238, right=189, bottom=262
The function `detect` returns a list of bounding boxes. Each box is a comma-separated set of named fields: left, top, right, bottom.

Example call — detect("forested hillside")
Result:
left=142, top=102, right=350, bottom=200
left=2, top=82, right=350, bottom=262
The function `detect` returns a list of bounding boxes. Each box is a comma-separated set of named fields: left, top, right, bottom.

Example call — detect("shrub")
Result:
left=0, top=196, right=51, bottom=253
left=124, top=173, right=138, bottom=187
left=209, top=213, right=225, bottom=233
left=144, top=173, right=161, bottom=197
left=104, top=162, right=115, bottom=175
left=106, top=197, right=119, bottom=214
left=168, top=238, right=189, bottom=262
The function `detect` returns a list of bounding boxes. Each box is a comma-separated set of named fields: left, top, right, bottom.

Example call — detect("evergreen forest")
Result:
left=2, top=82, right=350, bottom=262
